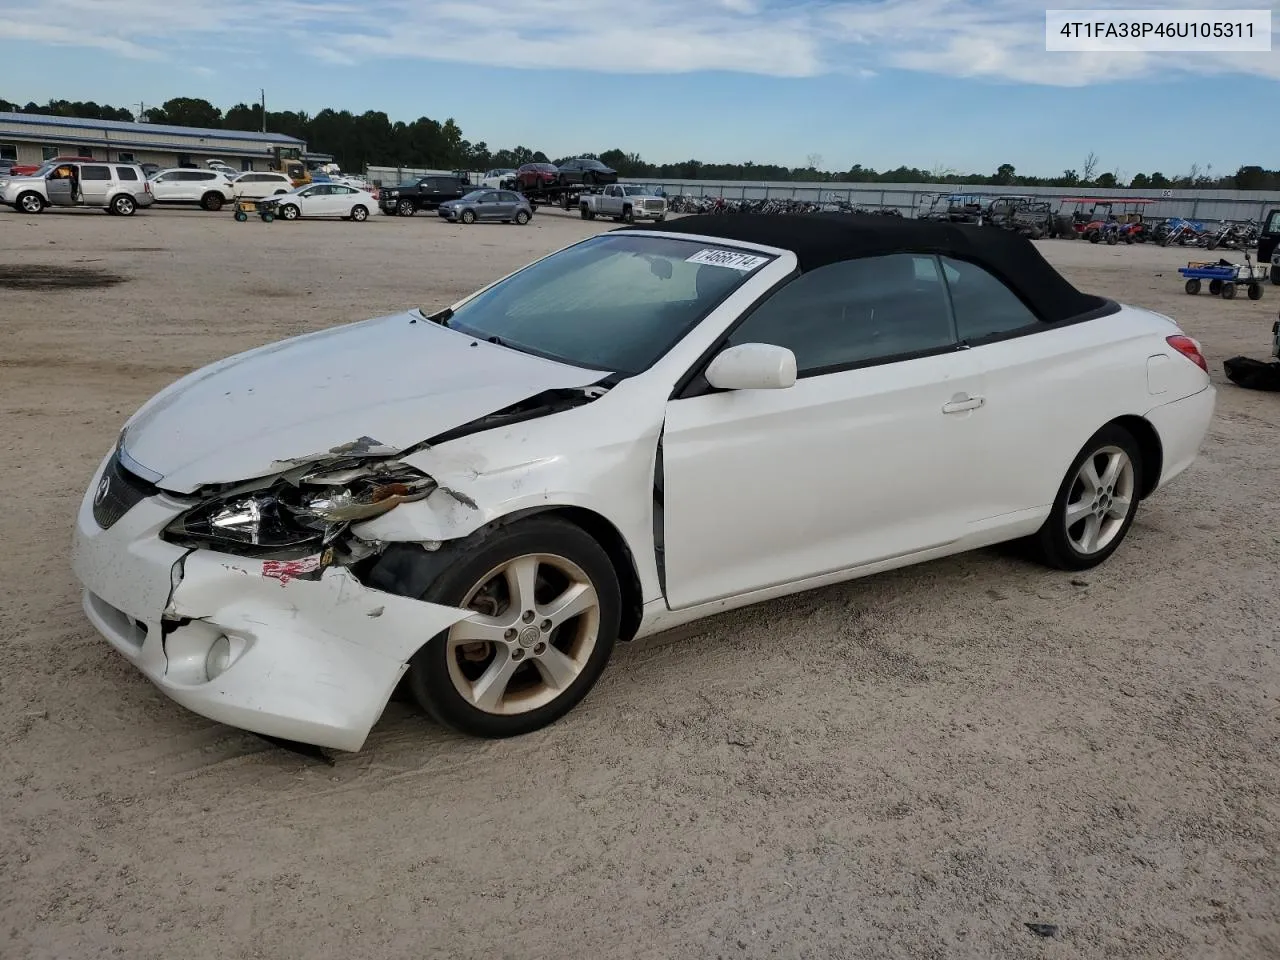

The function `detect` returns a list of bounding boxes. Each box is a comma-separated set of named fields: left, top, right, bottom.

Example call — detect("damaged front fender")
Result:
left=159, top=551, right=476, bottom=752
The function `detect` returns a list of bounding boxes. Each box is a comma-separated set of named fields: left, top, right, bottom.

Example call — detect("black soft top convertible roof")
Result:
left=627, top=213, right=1111, bottom=324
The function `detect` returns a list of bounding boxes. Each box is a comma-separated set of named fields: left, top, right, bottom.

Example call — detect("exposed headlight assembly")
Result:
left=162, top=461, right=436, bottom=558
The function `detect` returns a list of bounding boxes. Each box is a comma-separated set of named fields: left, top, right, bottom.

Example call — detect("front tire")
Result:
left=279, top=203, right=300, bottom=220
left=1029, top=425, right=1143, bottom=571
left=397, top=199, right=415, bottom=216
left=460, top=209, right=476, bottom=224
left=17, top=191, right=45, bottom=214
left=515, top=209, right=530, bottom=225
left=407, top=517, right=621, bottom=737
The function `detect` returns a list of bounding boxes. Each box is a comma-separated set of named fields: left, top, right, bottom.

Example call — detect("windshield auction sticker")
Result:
left=1045, top=9, right=1271, bottom=51
left=686, top=249, right=771, bottom=271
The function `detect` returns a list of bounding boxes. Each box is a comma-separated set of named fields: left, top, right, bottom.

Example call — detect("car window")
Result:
left=939, top=256, right=1041, bottom=342
left=80, top=165, right=112, bottom=181
left=116, top=167, right=138, bottom=181
left=1266, top=211, right=1280, bottom=234
left=725, top=254, right=956, bottom=375
left=499, top=192, right=520, bottom=202
left=446, top=234, right=774, bottom=374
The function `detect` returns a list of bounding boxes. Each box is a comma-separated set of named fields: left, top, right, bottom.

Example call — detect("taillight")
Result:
left=1167, top=334, right=1208, bottom=373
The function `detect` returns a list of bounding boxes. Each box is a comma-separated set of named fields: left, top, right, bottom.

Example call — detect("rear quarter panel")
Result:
left=969, top=304, right=1199, bottom=515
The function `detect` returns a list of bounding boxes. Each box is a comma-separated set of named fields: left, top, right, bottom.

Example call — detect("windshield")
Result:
left=444, top=234, right=775, bottom=374
left=622, top=186, right=648, bottom=196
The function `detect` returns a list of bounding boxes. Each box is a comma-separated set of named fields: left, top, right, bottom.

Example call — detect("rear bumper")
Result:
left=1145, top=384, right=1216, bottom=492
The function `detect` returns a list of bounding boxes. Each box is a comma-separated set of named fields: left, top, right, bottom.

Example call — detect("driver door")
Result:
left=46, top=170, right=76, bottom=206
left=660, top=253, right=990, bottom=610
left=297, top=184, right=330, bottom=216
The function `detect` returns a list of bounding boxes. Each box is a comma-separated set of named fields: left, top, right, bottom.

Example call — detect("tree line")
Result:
left=5, top=96, right=1279, bottom=191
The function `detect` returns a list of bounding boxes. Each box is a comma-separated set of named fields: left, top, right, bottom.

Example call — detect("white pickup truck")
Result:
left=579, top=183, right=667, bottom=222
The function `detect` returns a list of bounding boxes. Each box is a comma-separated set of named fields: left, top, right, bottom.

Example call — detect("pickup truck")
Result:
left=578, top=183, right=667, bottom=222
left=379, top=174, right=475, bottom=216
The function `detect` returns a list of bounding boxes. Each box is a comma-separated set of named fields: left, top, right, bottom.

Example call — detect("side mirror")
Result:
left=705, top=343, right=797, bottom=391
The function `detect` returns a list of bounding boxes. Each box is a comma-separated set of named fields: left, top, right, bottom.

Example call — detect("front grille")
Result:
left=92, top=448, right=157, bottom=529
left=643, top=200, right=664, bottom=211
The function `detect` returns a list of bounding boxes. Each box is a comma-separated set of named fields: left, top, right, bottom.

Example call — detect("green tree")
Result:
left=145, top=97, right=222, bottom=127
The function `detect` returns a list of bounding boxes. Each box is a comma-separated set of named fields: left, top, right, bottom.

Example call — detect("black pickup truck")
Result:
left=378, top=174, right=475, bottom=216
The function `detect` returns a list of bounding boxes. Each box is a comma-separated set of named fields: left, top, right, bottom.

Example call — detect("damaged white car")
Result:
left=72, top=215, right=1215, bottom=751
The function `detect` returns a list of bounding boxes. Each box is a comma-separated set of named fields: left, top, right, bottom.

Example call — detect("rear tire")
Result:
left=1247, top=282, right=1263, bottom=300
left=112, top=194, right=136, bottom=216
left=1185, top=279, right=1201, bottom=295
left=406, top=517, right=621, bottom=738
left=351, top=205, right=368, bottom=222
left=201, top=192, right=224, bottom=211
left=1028, top=424, right=1143, bottom=571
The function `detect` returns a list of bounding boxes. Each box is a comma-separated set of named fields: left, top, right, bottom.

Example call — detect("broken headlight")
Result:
left=162, top=461, right=436, bottom=558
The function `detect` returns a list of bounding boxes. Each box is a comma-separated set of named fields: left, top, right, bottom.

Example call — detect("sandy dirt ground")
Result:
left=1, top=205, right=1277, bottom=960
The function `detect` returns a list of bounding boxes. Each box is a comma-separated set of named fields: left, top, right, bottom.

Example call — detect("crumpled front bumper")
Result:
left=71, top=450, right=474, bottom=752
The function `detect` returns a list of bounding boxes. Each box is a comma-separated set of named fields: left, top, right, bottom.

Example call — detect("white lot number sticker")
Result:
left=686, top=248, right=770, bottom=271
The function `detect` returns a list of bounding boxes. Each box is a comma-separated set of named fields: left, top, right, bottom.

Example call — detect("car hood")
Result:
left=120, top=310, right=609, bottom=494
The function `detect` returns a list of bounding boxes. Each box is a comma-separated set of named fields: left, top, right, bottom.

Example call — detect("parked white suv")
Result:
left=150, top=168, right=236, bottom=211
left=229, top=171, right=295, bottom=200
left=0, top=160, right=154, bottom=215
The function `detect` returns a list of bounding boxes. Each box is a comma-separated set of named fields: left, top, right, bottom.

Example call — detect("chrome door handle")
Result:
left=942, top=394, right=985, bottom=414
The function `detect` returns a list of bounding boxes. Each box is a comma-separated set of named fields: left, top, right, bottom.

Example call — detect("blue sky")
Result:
left=1, top=0, right=1277, bottom=178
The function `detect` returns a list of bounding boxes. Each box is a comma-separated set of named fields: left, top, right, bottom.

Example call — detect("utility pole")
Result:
left=260, top=89, right=266, bottom=133
left=136, top=102, right=145, bottom=122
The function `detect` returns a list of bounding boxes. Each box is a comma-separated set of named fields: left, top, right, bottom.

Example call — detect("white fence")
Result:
left=619, top=180, right=1280, bottom=223
left=361, top=166, right=1280, bottom=222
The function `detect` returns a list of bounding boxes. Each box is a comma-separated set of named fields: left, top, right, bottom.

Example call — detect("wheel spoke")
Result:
left=1099, top=452, right=1125, bottom=489
left=503, top=556, right=540, bottom=613
left=538, top=581, right=596, bottom=627
left=470, top=650, right=520, bottom=711
left=1106, top=496, right=1131, bottom=520
left=534, top=645, right=580, bottom=690
left=447, top=615, right=512, bottom=647
left=1080, top=514, right=1102, bottom=553
left=1079, top=459, right=1103, bottom=494
left=1065, top=499, right=1093, bottom=528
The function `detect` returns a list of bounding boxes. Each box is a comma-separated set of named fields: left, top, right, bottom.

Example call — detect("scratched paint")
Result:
left=261, top=556, right=321, bottom=586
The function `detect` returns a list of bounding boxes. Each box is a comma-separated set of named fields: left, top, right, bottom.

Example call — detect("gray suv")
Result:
left=0, top=160, right=155, bottom=215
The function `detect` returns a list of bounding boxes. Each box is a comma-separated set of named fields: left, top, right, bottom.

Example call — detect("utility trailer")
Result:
left=518, top=182, right=600, bottom=211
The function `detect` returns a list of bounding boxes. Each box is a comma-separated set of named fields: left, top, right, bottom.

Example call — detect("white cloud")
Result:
left=0, top=0, right=1277, bottom=85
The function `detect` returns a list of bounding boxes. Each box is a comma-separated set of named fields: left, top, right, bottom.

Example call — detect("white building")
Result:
left=0, top=111, right=320, bottom=173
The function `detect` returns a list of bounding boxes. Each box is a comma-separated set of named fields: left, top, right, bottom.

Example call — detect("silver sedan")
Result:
left=438, top=189, right=533, bottom=225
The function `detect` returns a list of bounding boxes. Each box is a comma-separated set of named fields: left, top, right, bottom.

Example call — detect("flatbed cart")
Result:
left=232, top=198, right=276, bottom=222
left=1178, top=252, right=1266, bottom=300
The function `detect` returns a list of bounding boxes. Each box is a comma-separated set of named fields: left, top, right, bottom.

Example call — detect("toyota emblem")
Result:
left=94, top=474, right=111, bottom=507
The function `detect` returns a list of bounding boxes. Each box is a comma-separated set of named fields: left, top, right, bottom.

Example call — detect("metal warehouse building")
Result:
left=0, top=112, right=322, bottom=172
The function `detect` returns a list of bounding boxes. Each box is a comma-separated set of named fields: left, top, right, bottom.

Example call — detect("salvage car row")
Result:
left=0, top=156, right=668, bottom=226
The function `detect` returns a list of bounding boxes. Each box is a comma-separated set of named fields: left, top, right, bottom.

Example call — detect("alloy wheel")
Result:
left=1064, top=445, right=1135, bottom=555
left=445, top=554, right=601, bottom=715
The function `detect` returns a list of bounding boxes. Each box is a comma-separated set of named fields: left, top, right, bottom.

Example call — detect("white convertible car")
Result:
left=71, top=215, right=1215, bottom=751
